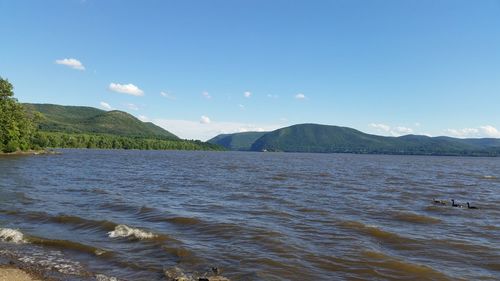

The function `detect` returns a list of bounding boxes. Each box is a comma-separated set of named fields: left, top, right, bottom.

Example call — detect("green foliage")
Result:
left=23, top=103, right=178, bottom=139
left=33, top=131, right=223, bottom=151
left=208, top=131, right=267, bottom=151
left=0, top=77, right=37, bottom=153
left=0, top=78, right=14, bottom=98
left=22, top=103, right=224, bottom=151
left=213, top=123, right=500, bottom=156
left=0, top=79, right=222, bottom=152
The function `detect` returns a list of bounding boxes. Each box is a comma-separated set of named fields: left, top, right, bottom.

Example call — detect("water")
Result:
left=0, top=149, right=499, bottom=280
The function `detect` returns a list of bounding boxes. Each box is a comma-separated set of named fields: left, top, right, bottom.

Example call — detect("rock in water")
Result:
left=164, top=266, right=230, bottom=281
left=164, top=267, right=191, bottom=281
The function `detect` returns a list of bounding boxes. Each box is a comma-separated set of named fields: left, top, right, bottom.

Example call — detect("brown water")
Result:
left=0, top=149, right=499, bottom=280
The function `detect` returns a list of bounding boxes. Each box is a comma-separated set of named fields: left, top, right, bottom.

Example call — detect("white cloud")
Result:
left=394, top=126, right=413, bottom=134
left=55, top=58, right=85, bottom=70
left=109, top=83, right=144, bottom=96
left=370, top=123, right=413, bottom=136
left=153, top=119, right=282, bottom=141
left=267, top=94, right=278, bottom=99
left=100, top=102, right=112, bottom=110
left=295, top=93, right=306, bottom=100
left=202, top=91, right=211, bottom=99
left=479, top=125, right=500, bottom=138
left=200, top=115, right=211, bottom=124
left=237, top=127, right=267, bottom=133
left=444, top=128, right=479, bottom=138
left=126, top=103, right=139, bottom=111
left=244, top=91, right=252, bottom=98
left=370, top=123, right=391, bottom=132
left=160, top=91, right=176, bottom=100
left=445, top=125, right=500, bottom=138
left=138, top=115, right=149, bottom=122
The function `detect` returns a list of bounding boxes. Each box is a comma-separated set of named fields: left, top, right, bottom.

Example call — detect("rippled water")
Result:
left=0, top=149, right=499, bottom=280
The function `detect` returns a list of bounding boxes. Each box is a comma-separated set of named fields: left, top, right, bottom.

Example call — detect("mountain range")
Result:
left=209, top=124, right=500, bottom=156
left=24, top=104, right=500, bottom=156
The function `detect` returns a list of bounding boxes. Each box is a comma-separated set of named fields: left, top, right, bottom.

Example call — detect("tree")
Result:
left=0, top=77, right=37, bottom=152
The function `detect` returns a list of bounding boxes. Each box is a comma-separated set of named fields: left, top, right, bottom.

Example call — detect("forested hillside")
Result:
left=208, top=131, right=266, bottom=151
left=210, top=124, right=500, bottom=156
left=0, top=77, right=222, bottom=152
left=24, top=103, right=177, bottom=139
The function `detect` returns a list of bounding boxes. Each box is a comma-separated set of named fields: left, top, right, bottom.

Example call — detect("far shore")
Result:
left=0, top=149, right=59, bottom=156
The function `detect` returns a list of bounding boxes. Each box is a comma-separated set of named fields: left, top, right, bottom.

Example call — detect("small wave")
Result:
left=0, top=228, right=26, bottom=244
left=29, top=237, right=111, bottom=257
left=393, top=212, right=441, bottom=224
left=271, top=176, right=287, bottom=181
left=162, top=245, right=204, bottom=265
left=481, top=175, right=497, bottom=180
left=0, top=209, right=19, bottom=215
left=166, top=216, right=202, bottom=226
left=339, top=221, right=412, bottom=243
left=90, top=188, right=110, bottom=194
left=2, top=210, right=118, bottom=233
left=51, top=215, right=117, bottom=231
left=108, top=225, right=156, bottom=240
left=297, top=207, right=329, bottom=215
left=316, top=172, right=332, bottom=178
left=137, top=205, right=157, bottom=215
left=361, top=250, right=451, bottom=279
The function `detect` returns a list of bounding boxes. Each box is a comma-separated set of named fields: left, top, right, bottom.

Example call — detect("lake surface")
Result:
left=0, top=149, right=499, bottom=280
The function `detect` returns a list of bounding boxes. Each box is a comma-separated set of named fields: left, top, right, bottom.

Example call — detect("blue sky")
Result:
left=1, top=0, right=499, bottom=140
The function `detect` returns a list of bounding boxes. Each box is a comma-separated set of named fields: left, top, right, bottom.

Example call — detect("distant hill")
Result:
left=24, top=103, right=178, bottom=139
left=210, top=123, right=500, bottom=156
left=207, top=131, right=267, bottom=151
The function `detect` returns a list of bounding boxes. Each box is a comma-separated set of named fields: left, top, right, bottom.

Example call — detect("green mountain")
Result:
left=210, top=123, right=500, bottom=156
left=24, top=103, right=178, bottom=139
left=207, top=131, right=267, bottom=151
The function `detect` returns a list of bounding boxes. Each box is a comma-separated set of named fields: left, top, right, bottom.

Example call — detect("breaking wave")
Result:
left=0, top=228, right=26, bottom=244
left=108, top=224, right=156, bottom=240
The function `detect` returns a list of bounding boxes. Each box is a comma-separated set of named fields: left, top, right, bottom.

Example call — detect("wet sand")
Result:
left=0, top=266, right=41, bottom=281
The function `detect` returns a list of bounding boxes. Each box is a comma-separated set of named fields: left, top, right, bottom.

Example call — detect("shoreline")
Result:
left=0, top=265, right=42, bottom=281
left=0, top=150, right=59, bottom=156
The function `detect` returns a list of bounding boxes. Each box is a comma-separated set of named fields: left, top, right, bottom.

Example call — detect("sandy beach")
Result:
left=0, top=266, right=41, bottom=281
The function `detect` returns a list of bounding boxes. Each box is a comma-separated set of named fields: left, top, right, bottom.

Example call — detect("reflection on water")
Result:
left=0, top=150, right=499, bottom=280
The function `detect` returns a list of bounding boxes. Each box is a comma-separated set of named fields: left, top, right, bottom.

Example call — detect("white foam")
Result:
left=0, top=228, right=26, bottom=244
left=96, top=274, right=119, bottom=281
left=108, top=224, right=156, bottom=239
left=18, top=250, right=83, bottom=275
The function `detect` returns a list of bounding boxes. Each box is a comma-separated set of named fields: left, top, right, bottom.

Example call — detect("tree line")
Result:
left=33, top=131, right=221, bottom=151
